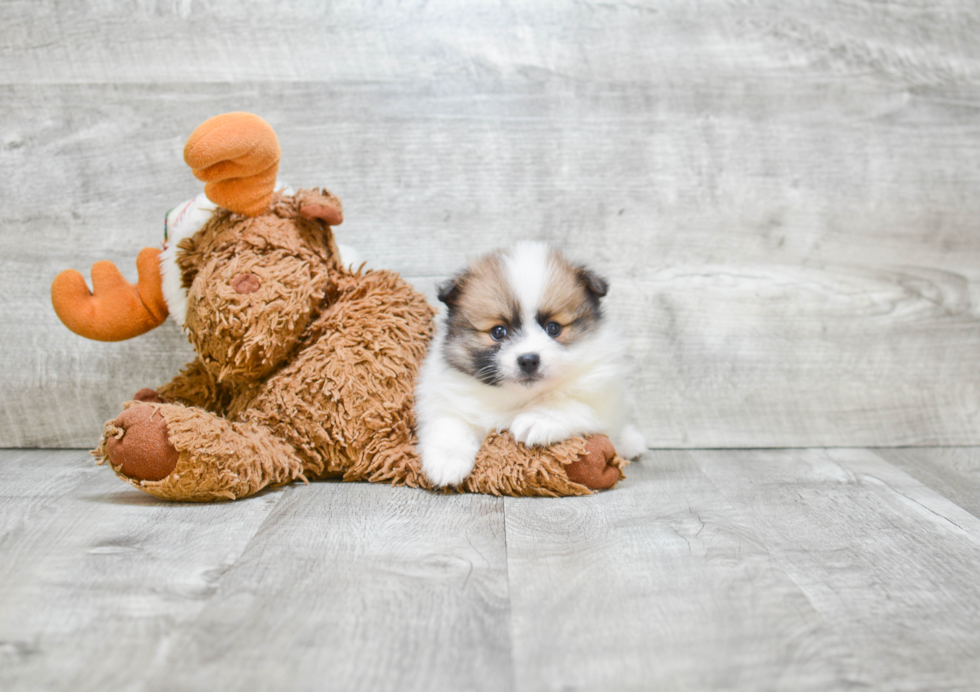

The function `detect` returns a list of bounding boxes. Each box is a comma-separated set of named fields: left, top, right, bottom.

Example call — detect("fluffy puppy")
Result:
left=415, top=241, right=646, bottom=487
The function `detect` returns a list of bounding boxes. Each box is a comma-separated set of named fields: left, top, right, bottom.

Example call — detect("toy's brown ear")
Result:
left=51, top=248, right=169, bottom=341
left=296, top=188, right=343, bottom=226
left=184, top=112, right=280, bottom=217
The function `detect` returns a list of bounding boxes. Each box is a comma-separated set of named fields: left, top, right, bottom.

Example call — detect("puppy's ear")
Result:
left=577, top=267, right=609, bottom=299
left=437, top=275, right=464, bottom=309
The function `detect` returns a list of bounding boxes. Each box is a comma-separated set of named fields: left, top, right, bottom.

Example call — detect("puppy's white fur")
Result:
left=416, top=241, right=646, bottom=487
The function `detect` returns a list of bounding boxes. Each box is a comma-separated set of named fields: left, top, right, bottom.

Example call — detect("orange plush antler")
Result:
left=184, top=112, right=280, bottom=217
left=51, top=248, right=169, bottom=342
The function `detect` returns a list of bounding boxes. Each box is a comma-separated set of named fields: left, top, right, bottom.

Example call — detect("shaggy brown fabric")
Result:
left=463, top=432, right=625, bottom=497
left=99, top=401, right=307, bottom=502
left=177, top=198, right=338, bottom=385
left=94, top=187, right=434, bottom=501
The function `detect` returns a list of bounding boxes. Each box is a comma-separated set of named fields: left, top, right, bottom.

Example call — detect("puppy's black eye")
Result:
left=545, top=321, right=562, bottom=337
left=490, top=325, right=508, bottom=341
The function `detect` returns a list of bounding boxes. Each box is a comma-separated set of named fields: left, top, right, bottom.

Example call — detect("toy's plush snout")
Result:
left=179, top=206, right=339, bottom=385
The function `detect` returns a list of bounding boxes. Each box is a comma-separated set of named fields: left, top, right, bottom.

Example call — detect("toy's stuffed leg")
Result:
left=463, top=432, right=627, bottom=497
left=96, top=402, right=306, bottom=501
left=214, top=268, right=434, bottom=490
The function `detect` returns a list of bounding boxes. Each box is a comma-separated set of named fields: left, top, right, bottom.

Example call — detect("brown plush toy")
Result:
left=50, top=113, right=625, bottom=501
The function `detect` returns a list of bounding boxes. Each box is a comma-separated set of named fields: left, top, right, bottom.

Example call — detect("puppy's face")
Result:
left=438, top=242, right=607, bottom=388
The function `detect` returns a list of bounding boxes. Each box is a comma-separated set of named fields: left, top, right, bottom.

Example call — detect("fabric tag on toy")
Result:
left=164, top=193, right=218, bottom=250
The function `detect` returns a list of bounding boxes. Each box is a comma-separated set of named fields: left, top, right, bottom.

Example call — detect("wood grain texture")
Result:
left=0, top=454, right=287, bottom=692
left=131, top=482, right=510, bottom=692
left=4, top=1, right=980, bottom=446
left=4, top=0, right=980, bottom=86
left=4, top=447, right=980, bottom=690
left=693, top=447, right=980, bottom=691
left=502, top=453, right=859, bottom=691
left=0, top=450, right=99, bottom=540
left=875, top=447, right=980, bottom=520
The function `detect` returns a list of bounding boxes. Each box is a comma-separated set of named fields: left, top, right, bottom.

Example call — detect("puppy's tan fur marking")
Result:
left=454, top=253, right=518, bottom=329
left=442, top=252, right=522, bottom=383
left=537, top=249, right=604, bottom=345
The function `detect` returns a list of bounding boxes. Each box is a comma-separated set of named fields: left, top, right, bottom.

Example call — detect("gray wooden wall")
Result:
left=3, top=0, right=980, bottom=448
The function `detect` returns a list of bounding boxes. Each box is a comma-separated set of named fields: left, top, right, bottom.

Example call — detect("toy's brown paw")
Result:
left=132, top=388, right=163, bottom=404
left=105, top=406, right=179, bottom=481
left=565, top=434, right=620, bottom=490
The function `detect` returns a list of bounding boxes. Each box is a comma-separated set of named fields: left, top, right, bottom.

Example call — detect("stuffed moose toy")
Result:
left=50, top=112, right=626, bottom=501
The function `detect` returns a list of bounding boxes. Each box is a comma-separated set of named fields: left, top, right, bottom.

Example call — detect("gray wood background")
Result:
left=3, top=0, right=980, bottom=448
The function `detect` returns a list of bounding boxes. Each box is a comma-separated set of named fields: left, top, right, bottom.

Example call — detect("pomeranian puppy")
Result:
left=415, top=241, right=646, bottom=487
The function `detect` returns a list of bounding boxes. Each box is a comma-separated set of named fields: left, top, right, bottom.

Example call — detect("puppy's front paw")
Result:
left=510, top=412, right=573, bottom=447
left=617, top=424, right=647, bottom=460
left=419, top=421, right=481, bottom=487
left=422, top=445, right=478, bottom=487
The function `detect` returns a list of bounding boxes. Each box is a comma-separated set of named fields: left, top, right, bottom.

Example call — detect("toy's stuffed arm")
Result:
left=51, top=247, right=169, bottom=342
left=157, top=358, right=226, bottom=412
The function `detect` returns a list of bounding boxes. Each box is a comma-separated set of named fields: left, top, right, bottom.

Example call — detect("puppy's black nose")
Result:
left=517, top=353, right=540, bottom=374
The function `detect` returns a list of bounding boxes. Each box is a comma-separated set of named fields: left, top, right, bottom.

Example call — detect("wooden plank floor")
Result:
left=1, top=447, right=979, bottom=691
